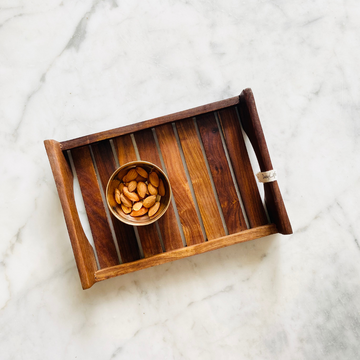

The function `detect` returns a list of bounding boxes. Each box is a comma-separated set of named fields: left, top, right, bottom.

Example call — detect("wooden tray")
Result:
left=44, top=88, right=292, bottom=289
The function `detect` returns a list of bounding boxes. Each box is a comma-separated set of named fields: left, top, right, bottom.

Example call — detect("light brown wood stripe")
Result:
left=134, top=129, right=184, bottom=251
left=113, top=134, right=163, bottom=257
left=91, top=141, right=141, bottom=263
left=196, top=113, right=247, bottom=234
left=176, top=118, right=225, bottom=240
left=113, top=134, right=137, bottom=165
left=155, top=124, right=204, bottom=245
left=218, top=107, right=268, bottom=228
left=71, top=145, right=120, bottom=268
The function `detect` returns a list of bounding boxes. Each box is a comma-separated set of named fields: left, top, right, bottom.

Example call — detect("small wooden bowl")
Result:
left=106, top=161, right=172, bottom=226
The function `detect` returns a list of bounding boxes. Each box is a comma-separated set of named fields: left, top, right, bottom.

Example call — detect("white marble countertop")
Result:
left=1, top=1, right=360, bottom=359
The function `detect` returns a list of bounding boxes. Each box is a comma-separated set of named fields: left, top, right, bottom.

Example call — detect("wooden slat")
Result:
left=91, top=141, right=141, bottom=263
left=238, top=89, right=292, bottom=234
left=113, top=134, right=163, bottom=257
left=218, top=107, right=268, bottom=228
left=176, top=118, right=225, bottom=240
left=95, top=224, right=278, bottom=282
left=196, top=113, right=247, bottom=234
left=134, top=129, right=184, bottom=251
left=60, top=97, right=240, bottom=151
left=71, top=145, right=119, bottom=268
left=44, top=140, right=97, bottom=289
left=155, top=124, right=204, bottom=245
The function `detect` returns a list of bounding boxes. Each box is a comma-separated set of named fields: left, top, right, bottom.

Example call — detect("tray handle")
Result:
left=238, top=89, right=292, bottom=234
left=44, top=140, right=98, bottom=288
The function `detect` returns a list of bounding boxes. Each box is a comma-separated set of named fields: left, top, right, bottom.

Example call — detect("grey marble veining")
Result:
left=1, top=0, right=360, bottom=359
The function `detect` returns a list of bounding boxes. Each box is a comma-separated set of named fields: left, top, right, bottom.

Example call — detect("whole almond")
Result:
left=121, top=204, right=132, bottom=214
left=148, top=183, right=158, bottom=196
left=158, top=179, right=165, bottom=196
left=133, top=202, right=143, bottom=211
left=118, top=183, right=125, bottom=193
left=143, top=195, right=156, bottom=208
left=130, top=207, right=148, bottom=217
left=115, top=188, right=121, bottom=204
left=123, top=187, right=140, bottom=202
left=136, top=167, right=148, bottom=179
left=148, top=202, right=160, bottom=217
left=123, top=168, right=138, bottom=182
left=128, top=180, right=137, bottom=192
left=149, top=171, right=159, bottom=187
left=137, top=182, right=147, bottom=198
left=120, top=193, right=132, bottom=208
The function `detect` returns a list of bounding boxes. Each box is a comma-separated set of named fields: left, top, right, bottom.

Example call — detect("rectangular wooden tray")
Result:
left=44, top=88, right=292, bottom=289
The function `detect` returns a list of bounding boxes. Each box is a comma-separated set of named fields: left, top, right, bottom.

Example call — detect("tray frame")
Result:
left=44, top=88, right=292, bottom=289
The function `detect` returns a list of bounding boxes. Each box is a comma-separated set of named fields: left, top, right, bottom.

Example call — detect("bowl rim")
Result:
left=106, top=160, right=172, bottom=226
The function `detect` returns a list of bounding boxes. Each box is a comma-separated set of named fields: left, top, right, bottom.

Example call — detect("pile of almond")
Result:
left=114, top=166, right=165, bottom=218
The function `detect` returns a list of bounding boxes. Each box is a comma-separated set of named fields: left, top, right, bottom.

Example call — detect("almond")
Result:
left=135, top=175, right=147, bottom=182
left=148, top=183, right=158, bottom=196
left=143, top=195, right=156, bottom=208
left=136, top=167, right=148, bottom=179
left=149, top=202, right=160, bottom=217
left=137, top=182, right=147, bottom=198
left=115, top=188, right=121, bottom=204
left=128, top=180, right=137, bottom=192
left=120, top=193, right=132, bottom=208
left=123, top=186, right=140, bottom=202
left=118, top=183, right=125, bottom=193
left=133, top=202, right=143, bottom=211
left=123, top=168, right=138, bottom=182
left=149, top=171, right=159, bottom=187
left=121, top=204, right=132, bottom=214
left=158, top=179, right=165, bottom=196
left=130, top=207, right=148, bottom=217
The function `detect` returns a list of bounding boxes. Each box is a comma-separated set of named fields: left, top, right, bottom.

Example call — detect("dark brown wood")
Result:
left=91, top=141, right=141, bottom=262
left=176, top=119, right=225, bottom=240
left=60, top=97, right=240, bottom=150
left=44, top=140, right=97, bottom=289
left=238, top=89, right=292, bottom=234
left=71, top=145, right=120, bottom=268
left=155, top=124, right=205, bottom=245
left=218, top=107, right=268, bottom=228
left=113, top=134, right=163, bottom=257
left=134, top=129, right=184, bottom=251
left=95, top=224, right=277, bottom=282
left=196, top=113, right=247, bottom=234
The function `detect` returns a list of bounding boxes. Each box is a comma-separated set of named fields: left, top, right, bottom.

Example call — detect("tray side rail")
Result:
left=44, top=140, right=97, bottom=289
left=238, top=89, right=292, bottom=234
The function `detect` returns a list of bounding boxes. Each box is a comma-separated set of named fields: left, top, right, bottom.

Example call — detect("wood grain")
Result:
left=134, top=129, right=184, bottom=251
left=95, top=224, right=277, bottom=282
left=196, top=113, right=247, bottom=234
left=238, top=89, right=292, bottom=234
left=176, top=118, right=225, bottom=240
left=91, top=141, right=141, bottom=262
left=155, top=124, right=204, bottom=245
left=71, top=145, right=120, bottom=268
left=218, top=106, right=268, bottom=228
left=60, top=97, right=240, bottom=151
left=113, top=134, right=163, bottom=257
left=44, top=140, right=97, bottom=289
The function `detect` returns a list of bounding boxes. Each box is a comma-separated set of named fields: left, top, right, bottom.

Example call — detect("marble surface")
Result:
left=1, top=0, right=360, bottom=359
